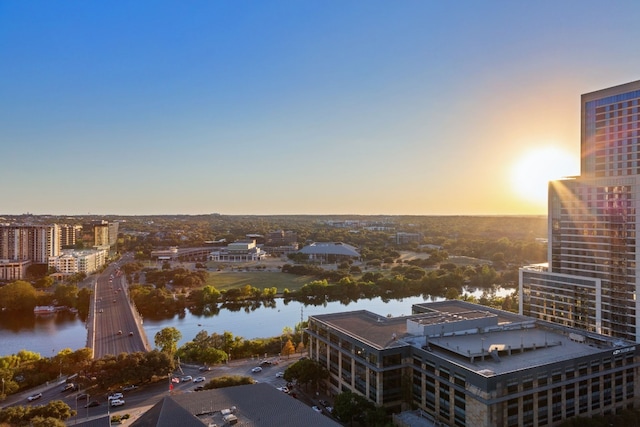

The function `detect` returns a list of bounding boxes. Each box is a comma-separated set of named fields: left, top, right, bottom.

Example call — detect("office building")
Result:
left=520, top=80, right=640, bottom=343
left=306, top=300, right=640, bottom=427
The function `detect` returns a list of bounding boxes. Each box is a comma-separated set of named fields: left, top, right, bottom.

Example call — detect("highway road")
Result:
left=91, top=254, right=150, bottom=359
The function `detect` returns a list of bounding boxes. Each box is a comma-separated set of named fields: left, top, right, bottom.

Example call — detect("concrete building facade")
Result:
left=48, top=249, right=107, bottom=275
left=306, top=300, right=640, bottom=427
left=0, top=224, right=61, bottom=263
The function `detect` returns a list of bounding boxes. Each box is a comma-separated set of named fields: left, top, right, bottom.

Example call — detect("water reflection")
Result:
left=0, top=287, right=514, bottom=356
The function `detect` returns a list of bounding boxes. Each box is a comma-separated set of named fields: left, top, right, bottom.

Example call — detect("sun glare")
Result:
left=511, top=146, right=579, bottom=206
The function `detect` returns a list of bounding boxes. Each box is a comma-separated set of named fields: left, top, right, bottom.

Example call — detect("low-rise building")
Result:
left=48, top=249, right=107, bottom=275
left=297, top=242, right=360, bottom=263
left=130, top=383, right=340, bottom=427
left=208, top=239, right=266, bottom=262
left=306, top=300, right=640, bottom=427
left=0, top=259, right=30, bottom=281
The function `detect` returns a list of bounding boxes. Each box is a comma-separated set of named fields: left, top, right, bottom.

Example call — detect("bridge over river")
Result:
left=87, top=255, right=151, bottom=359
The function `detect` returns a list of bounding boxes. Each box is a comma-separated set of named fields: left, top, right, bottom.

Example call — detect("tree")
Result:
left=154, top=327, right=182, bottom=356
left=284, top=359, right=328, bottom=390
left=0, top=281, right=37, bottom=312
left=53, top=284, right=77, bottom=308
left=333, top=391, right=372, bottom=425
left=34, top=276, right=55, bottom=289
left=281, top=339, right=295, bottom=358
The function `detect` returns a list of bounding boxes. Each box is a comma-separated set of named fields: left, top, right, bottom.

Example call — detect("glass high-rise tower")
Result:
left=521, top=80, right=640, bottom=343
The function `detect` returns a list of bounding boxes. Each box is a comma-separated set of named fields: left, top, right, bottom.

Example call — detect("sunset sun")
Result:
left=511, top=146, right=579, bottom=206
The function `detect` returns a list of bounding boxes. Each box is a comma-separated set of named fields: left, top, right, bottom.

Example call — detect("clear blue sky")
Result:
left=2, top=1, right=639, bottom=216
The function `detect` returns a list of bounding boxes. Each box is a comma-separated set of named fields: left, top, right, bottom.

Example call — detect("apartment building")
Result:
left=48, top=249, right=107, bottom=275
left=0, top=224, right=61, bottom=263
left=520, top=80, right=640, bottom=343
left=306, top=300, right=640, bottom=427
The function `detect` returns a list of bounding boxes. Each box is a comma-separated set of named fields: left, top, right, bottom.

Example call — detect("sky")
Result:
left=2, top=1, right=640, bottom=216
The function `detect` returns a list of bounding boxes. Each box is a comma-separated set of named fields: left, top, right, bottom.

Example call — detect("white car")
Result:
left=275, top=371, right=284, bottom=378
left=110, top=399, right=125, bottom=407
left=181, top=375, right=193, bottom=382
left=251, top=367, right=262, bottom=373
left=108, top=392, right=123, bottom=401
left=276, top=386, right=289, bottom=393
left=27, top=392, right=42, bottom=402
left=193, top=376, right=205, bottom=383
left=312, top=406, right=322, bottom=413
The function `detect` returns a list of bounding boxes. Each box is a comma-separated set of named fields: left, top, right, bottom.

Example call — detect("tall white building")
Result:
left=520, top=80, right=640, bottom=343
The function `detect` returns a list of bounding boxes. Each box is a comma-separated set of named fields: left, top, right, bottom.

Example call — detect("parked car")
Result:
left=311, top=406, right=322, bottom=414
left=251, top=367, right=262, bottom=373
left=181, top=375, right=193, bottom=382
left=84, top=401, right=100, bottom=408
left=27, top=393, right=42, bottom=402
left=110, top=399, right=125, bottom=407
left=193, top=376, right=205, bottom=383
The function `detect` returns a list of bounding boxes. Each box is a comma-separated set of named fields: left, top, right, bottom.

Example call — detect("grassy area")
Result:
left=205, top=271, right=316, bottom=293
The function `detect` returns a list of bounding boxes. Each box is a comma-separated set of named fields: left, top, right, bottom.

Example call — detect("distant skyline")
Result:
left=1, top=1, right=639, bottom=216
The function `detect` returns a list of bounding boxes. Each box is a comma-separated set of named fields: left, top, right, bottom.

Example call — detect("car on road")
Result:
left=259, top=360, right=272, bottom=366
left=275, top=371, right=284, bottom=378
left=251, top=367, right=262, bottom=373
left=194, top=385, right=204, bottom=391
left=193, top=376, right=205, bottom=383
left=108, top=392, right=124, bottom=401
left=181, top=375, right=193, bottom=382
left=311, top=406, right=322, bottom=414
left=129, top=331, right=134, bottom=336
left=199, top=366, right=211, bottom=372
left=27, top=393, right=42, bottom=402
left=61, top=383, right=78, bottom=392
left=117, top=330, right=122, bottom=335
left=110, top=399, right=125, bottom=407
left=122, top=385, right=138, bottom=391
left=276, top=386, right=289, bottom=393
left=76, top=393, right=89, bottom=400
left=84, top=401, right=100, bottom=408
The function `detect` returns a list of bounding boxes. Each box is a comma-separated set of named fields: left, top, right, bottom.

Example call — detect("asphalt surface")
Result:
left=92, top=254, right=149, bottom=359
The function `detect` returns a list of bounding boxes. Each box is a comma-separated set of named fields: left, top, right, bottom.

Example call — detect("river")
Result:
left=0, top=288, right=514, bottom=357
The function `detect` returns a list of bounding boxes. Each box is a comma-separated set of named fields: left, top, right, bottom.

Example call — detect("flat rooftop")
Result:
left=310, top=300, right=635, bottom=377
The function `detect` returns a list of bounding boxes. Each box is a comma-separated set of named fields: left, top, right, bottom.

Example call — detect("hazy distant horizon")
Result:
left=0, top=212, right=548, bottom=218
